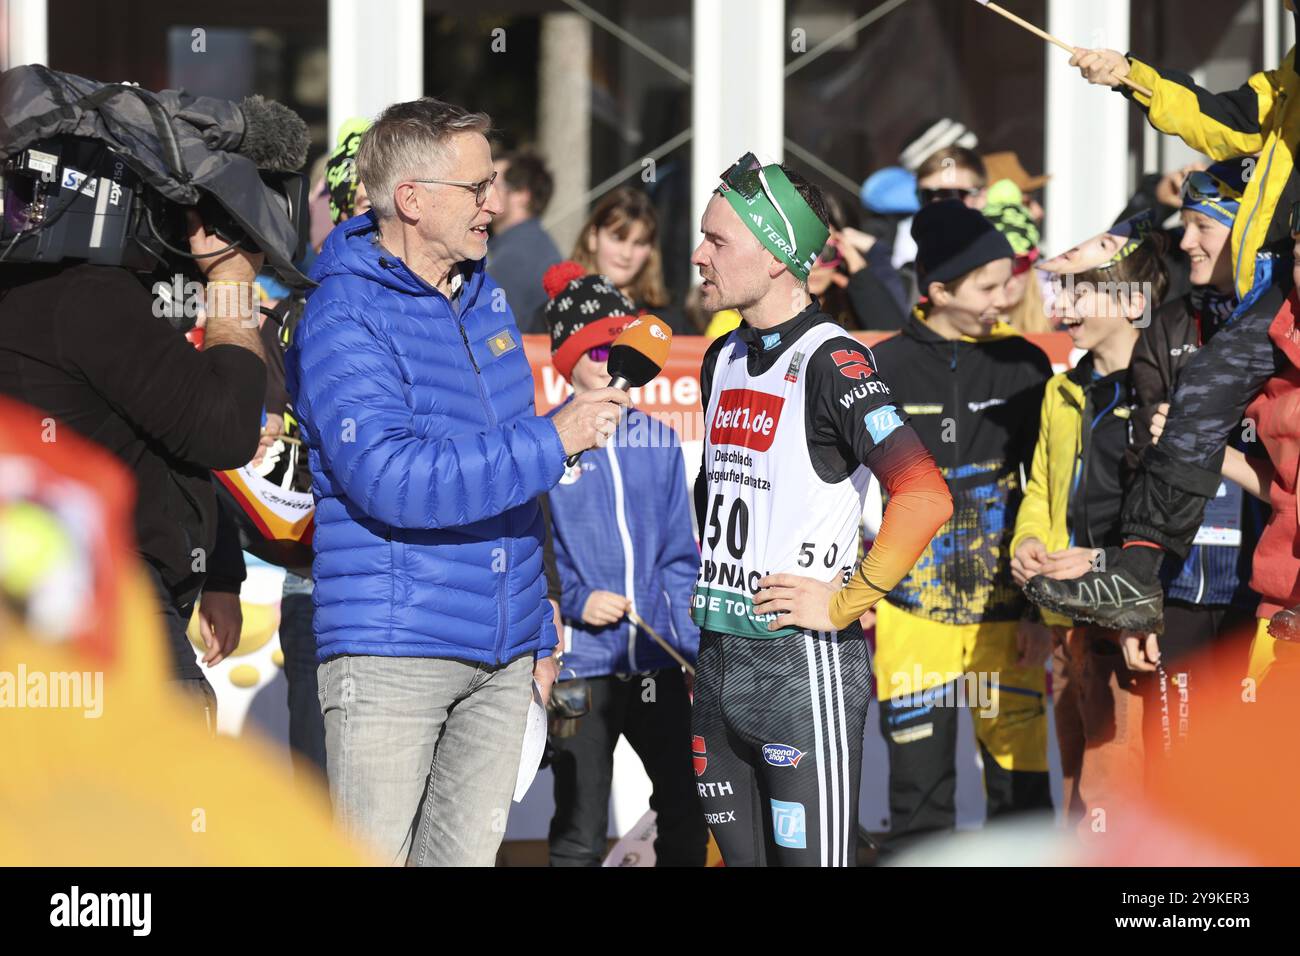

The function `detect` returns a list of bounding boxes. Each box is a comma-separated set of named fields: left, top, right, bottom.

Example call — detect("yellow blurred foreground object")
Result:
left=0, top=565, right=368, bottom=865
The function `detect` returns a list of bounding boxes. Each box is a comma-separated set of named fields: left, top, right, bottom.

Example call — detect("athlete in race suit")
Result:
left=688, top=155, right=952, bottom=866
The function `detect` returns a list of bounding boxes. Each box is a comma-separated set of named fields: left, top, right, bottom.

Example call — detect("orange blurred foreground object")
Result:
left=1083, top=625, right=1300, bottom=866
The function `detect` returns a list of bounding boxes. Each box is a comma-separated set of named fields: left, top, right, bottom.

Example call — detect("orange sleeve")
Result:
left=829, top=431, right=952, bottom=629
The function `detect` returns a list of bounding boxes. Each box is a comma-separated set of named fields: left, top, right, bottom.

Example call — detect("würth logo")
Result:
left=693, top=735, right=708, bottom=776
left=710, top=389, right=785, bottom=452
left=831, top=348, right=874, bottom=380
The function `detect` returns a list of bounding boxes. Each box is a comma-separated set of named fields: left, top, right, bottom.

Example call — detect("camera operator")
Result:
left=0, top=210, right=267, bottom=721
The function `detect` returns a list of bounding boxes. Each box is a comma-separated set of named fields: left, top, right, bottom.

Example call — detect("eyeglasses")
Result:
left=408, top=169, right=499, bottom=206
left=587, top=346, right=611, bottom=363
left=720, top=152, right=798, bottom=253
left=918, top=187, right=979, bottom=206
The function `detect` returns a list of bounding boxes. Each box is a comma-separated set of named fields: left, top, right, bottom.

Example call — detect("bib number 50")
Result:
left=705, top=494, right=749, bottom=560
left=798, top=541, right=839, bottom=568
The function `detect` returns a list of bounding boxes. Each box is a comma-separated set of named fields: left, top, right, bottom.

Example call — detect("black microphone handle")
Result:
left=564, top=376, right=631, bottom=467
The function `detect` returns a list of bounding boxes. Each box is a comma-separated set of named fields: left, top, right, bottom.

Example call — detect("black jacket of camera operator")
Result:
left=0, top=262, right=267, bottom=600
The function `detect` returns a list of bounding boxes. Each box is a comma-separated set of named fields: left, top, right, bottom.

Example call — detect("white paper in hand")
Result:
left=513, top=679, right=548, bottom=803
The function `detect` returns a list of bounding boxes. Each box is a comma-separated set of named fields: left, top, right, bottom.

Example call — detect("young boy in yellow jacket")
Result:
left=1011, top=235, right=1170, bottom=835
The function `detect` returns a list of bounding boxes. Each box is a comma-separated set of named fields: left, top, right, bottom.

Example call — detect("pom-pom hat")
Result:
left=543, top=261, right=636, bottom=379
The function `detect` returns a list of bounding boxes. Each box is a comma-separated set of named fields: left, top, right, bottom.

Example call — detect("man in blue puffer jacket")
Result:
left=539, top=262, right=707, bottom=866
left=286, top=99, right=629, bottom=866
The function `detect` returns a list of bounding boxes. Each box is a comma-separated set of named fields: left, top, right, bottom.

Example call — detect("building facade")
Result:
left=3, top=0, right=1293, bottom=307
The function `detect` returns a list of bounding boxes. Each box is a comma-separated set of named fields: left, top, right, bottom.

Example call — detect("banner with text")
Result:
left=525, top=332, right=1079, bottom=440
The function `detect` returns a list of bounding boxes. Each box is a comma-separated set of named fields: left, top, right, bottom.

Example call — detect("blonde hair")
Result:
left=571, top=186, right=670, bottom=308
left=1003, top=274, right=1052, bottom=334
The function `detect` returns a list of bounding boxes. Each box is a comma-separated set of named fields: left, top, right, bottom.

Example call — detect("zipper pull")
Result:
left=460, top=323, right=481, bottom=374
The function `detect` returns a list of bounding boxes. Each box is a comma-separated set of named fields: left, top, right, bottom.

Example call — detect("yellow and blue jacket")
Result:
left=1012, top=357, right=1135, bottom=627
left=1125, top=23, right=1300, bottom=305
left=871, top=317, right=1053, bottom=774
left=870, top=315, right=1052, bottom=631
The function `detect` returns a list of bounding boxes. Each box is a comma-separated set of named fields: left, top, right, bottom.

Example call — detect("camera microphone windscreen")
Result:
left=562, top=316, right=672, bottom=467
left=606, top=316, right=673, bottom=390
left=237, top=95, right=309, bottom=172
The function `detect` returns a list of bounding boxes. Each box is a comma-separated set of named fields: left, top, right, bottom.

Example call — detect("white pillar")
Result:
left=328, top=0, right=423, bottom=141
left=1264, top=0, right=1296, bottom=67
left=1044, top=0, right=1131, bottom=255
left=539, top=12, right=592, bottom=256
left=691, top=0, right=785, bottom=245
left=5, top=0, right=47, bottom=68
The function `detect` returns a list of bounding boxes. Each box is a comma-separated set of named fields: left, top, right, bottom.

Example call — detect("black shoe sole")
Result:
left=1024, top=579, right=1164, bottom=634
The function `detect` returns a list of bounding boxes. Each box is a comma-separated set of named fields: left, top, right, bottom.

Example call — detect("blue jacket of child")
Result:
left=546, top=402, right=701, bottom=678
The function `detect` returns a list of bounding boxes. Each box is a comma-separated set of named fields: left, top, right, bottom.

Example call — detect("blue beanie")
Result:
left=861, top=166, right=920, bottom=216
left=1181, top=160, right=1246, bottom=228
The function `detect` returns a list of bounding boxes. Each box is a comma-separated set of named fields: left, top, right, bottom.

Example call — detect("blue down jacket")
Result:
left=546, top=402, right=700, bottom=678
left=287, top=213, right=565, bottom=663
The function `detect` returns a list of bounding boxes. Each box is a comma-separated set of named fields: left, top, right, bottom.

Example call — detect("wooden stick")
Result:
left=628, top=610, right=696, bottom=677
left=982, top=1, right=1154, bottom=99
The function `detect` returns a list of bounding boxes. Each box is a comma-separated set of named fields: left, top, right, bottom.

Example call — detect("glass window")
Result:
left=424, top=1, right=692, bottom=308
left=785, top=0, right=1047, bottom=214
left=1129, top=0, right=1266, bottom=177
left=46, top=0, right=328, bottom=166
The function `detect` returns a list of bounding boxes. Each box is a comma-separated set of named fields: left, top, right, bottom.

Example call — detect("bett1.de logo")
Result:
left=710, top=389, right=784, bottom=452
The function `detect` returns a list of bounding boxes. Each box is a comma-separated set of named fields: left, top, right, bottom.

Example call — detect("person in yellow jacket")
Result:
left=1010, top=237, right=1171, bottom=837
left=1074, top=6, right=1297, bottom=306
left=1026, top=4, right=1300, bottom=638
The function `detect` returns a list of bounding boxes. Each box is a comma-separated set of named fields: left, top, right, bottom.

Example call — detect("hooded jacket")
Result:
left=870, top=314, right=1052, bottom=626
left=1012, top=356, right=1135, bottom=627
left=1124, top=8, right=1300, bottom=307
left=1247, top=290, right=1300, bottom=618
left=286, top=213, right=565, bottom=664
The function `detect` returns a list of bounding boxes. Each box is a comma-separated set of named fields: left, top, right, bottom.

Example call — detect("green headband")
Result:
left=718, top=156, right=830, bottom=281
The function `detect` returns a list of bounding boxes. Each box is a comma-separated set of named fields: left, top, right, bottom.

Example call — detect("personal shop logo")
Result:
left=762, top=742, right=806, bottom=768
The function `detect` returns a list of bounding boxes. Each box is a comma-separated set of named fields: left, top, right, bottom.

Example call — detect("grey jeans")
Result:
left=319, top=651, right=535, bottom=866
